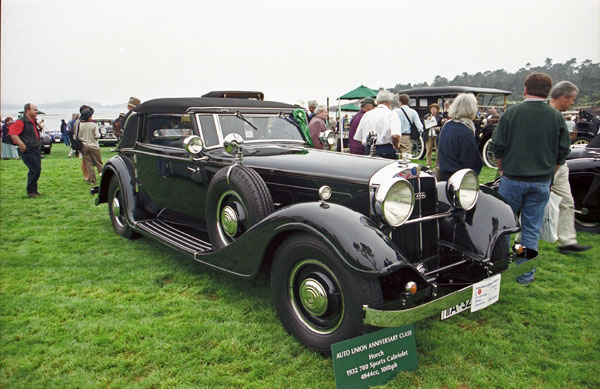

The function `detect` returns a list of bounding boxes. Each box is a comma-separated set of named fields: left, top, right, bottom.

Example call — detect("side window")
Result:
left=197, top=114, right=219, bottom=147
left=146, top=114, right=193, bottom=148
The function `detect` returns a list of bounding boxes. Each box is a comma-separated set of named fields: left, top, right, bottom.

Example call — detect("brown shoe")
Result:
left=27, top=193, right=45, bottom=197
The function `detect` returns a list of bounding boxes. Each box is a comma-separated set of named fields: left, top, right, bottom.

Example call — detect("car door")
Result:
left=135, top=113, right=209, bottom=225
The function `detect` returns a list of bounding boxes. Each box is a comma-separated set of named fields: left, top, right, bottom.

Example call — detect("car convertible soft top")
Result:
left=134, top=97, right=299, bottom=115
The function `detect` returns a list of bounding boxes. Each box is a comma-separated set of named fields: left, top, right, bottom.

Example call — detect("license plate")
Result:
left=440, top=299, right=471, bottom=320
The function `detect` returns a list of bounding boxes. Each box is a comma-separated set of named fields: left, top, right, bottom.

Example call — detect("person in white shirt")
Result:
left=394, top=94, right=424, bottom=155
left=353, top=89, right=402, bottom=159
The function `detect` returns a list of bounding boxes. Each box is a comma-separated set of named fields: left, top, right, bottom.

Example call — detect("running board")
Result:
left=136, top=219, right=212, bottom=254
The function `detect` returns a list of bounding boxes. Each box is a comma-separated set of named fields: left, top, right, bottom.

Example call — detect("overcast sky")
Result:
left=2, top=0, right=599, bottom=108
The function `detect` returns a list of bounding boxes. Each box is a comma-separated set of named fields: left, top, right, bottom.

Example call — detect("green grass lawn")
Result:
left=1, top=144, right=599, bottom=388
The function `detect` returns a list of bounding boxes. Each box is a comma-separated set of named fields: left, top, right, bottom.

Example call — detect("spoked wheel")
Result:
left=206, top=166, right=274, bottom=249
left=482, top=138, right=498, bottom=169
left=108, top=176, right=139, bottom=239
left=411, top=136, right=425, bottom=160
left=271, top=233, right=383, bottom=354
left=571, top=137, right=590, bottom=146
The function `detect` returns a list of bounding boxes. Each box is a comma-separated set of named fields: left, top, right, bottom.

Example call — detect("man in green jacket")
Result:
left=490, top=72, right=571, bottom=284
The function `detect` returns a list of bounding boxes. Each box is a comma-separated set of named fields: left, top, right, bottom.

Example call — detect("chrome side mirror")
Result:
left=223, top=133, right=244, bottom=164
left=183, top=135, right=205, bottom=155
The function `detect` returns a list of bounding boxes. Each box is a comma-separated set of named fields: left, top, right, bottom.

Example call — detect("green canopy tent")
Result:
left=338, top=85, right=377, bottom=100
left=336, top=85, right=377, bottom=152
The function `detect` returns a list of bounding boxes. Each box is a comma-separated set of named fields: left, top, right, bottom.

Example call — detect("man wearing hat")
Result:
left=354, top=90, right=402, bottom=159
left=307, top=100, right=318, bottom=123
left=348, top=97, right=376, bottom=155
left=8, top=103, right=44, bottom=197
left=112, top=96, right=141, bottom=151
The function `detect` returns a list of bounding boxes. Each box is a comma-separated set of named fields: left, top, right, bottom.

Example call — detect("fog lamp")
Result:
left=405, top=281, right=418, bottom=295
left=183, top=135, right=205, bottom=155
left=318, top=186, right=332, bottom=201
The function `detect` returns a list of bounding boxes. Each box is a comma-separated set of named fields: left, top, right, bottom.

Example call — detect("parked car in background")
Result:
left=40, top=133, right=52, bottom=154
left=394, top=86, right=512, bottom=168
left=96, top=119, right=118, bottom=147
left=566, top=134, right=600, bottom=233
left=46, top=130, right=62, bottom=143
left=571, top=108, right=600, bottom=146
left=92, top=91, right=533, bottom=354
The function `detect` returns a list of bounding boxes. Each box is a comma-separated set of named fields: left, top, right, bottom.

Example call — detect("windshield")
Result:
left=217, top=114, right=304, bottom=143
left=477, top=94, right=507, bottom=118
left=477, top=94, right=506, bottom=108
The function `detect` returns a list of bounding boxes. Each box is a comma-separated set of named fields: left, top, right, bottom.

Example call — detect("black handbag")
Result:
left=400, top=107, right=421, bottom=141
left=71, top=122, right=83, bottom=150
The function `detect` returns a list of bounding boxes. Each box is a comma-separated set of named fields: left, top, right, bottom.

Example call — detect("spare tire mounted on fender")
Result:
left=206, top=166, right=274, bottom=249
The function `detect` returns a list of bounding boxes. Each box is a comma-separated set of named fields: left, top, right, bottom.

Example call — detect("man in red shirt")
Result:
left=9, top=103, right=44, bottom=197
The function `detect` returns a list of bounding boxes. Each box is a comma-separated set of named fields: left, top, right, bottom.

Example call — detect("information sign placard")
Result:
left=331, top=325, right=417, bottom=388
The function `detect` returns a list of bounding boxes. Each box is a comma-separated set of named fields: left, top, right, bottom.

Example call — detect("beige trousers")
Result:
left=425, top=135, right=437, bottom=166
left=81, top=145, right=103, bottom=184
left=398, top=134, right=412, bottom=155
left=553, top=164, right=578, bottom=246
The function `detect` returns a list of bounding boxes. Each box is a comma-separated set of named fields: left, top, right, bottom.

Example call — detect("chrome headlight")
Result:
left=375, top=178, right=415, bottom=227
left=319, top=130, right=337, bottom=146
left=446, top=169, right=480, bottom=210
left=183, top=135, right=205, bottom=154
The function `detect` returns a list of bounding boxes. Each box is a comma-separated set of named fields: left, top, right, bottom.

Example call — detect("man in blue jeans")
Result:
left=490, top=72, right=571, bottom=284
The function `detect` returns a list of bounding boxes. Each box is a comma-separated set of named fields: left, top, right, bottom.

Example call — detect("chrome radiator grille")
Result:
left=391, top=176, right=438, bottom=261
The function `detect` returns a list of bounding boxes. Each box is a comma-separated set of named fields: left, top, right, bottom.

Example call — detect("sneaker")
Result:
left=516, top=274, right=534, bottom=285
left=558, top=244, right=592, bottom=254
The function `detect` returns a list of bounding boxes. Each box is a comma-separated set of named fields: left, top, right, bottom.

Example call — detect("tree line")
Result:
left=391, top=59, right=600, bottom=106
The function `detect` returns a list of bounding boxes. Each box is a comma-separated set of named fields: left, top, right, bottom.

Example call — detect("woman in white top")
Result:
left=77, top=108, right=103, bottom=184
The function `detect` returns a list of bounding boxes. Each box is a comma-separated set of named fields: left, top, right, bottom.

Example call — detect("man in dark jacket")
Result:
left=8, top=103, right=44, bottom=197
left=490, top=72, right=571, bottom=284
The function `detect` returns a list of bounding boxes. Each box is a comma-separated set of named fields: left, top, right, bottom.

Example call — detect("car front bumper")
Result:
left=363, top=257, right=536, bottom=327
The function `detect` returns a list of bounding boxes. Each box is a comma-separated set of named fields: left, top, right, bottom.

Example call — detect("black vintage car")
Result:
left=395, top=86, right=512, bottom=168
left=571, top=108, right=600, bottom=146
left=566, top=134, right=600, bottom=233
left=96, top=119, right=118, bottom=147
left=40, top=132, right=52, bottom=154
left=93, top=93, right=534, bottom=354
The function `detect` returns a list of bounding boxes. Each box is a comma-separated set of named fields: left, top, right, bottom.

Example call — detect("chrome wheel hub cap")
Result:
left=299, top=278, right=328, bottom=316
left=112, top=197, right=121, bottom=217
left=221, top=206, right=238, bottom=238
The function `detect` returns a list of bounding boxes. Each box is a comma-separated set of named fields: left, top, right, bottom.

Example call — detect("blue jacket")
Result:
left=437, top=120, right=483, bottom=175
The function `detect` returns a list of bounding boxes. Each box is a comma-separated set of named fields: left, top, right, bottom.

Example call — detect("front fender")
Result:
left=196, top=202, right=413, bottom=278
left=437, top=183, right=519, bottom=259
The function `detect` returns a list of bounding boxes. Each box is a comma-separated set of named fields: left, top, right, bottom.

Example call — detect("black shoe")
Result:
left=558, top=244, right=591, bottom=254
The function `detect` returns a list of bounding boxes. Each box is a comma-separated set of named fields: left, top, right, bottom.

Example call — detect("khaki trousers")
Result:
left=398, top=134, right=412, bottom=155
left=425, top=135, right=437, bottom=166
left=553, top=164, right=578, bottom=246
left=81, top=145, right=103, bottom=184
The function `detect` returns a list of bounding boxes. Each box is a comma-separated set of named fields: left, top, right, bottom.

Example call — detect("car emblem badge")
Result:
left=415, top=192, right=426, bottom=200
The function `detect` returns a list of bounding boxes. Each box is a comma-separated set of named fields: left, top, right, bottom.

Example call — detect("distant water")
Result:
left=1, top=107, right=124, bottom=132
